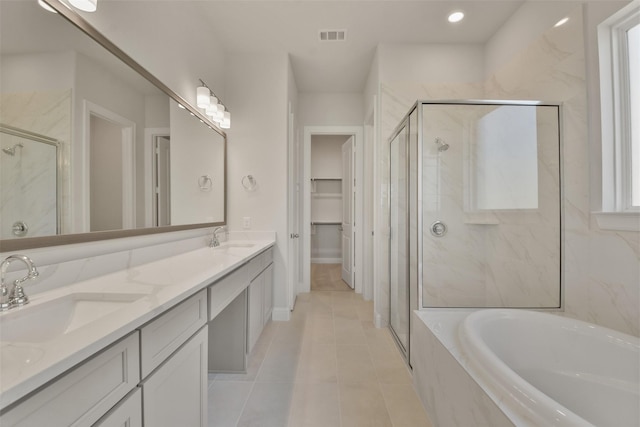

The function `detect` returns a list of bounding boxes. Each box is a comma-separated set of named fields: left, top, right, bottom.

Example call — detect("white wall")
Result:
left=225, top=52, right=290, bottom=316
left=169, top=101, right=225, bottom=225
left=298, top=93, right=364, bottom=127
left=483, top=1, right=580, bottom=76
left=80, top=2, right=226, bottom=108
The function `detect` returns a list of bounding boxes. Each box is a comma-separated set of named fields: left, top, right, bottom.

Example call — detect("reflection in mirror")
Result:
left=0, top=124, right=61, bottom=239
left=0, top=0, right=226, bottom=249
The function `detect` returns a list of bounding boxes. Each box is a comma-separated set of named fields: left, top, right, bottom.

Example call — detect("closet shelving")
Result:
left=310, top=178, right=342, bottom=225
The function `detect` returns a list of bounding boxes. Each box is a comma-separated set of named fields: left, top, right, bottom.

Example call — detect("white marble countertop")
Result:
left=0, top=239, right=275, bottom=410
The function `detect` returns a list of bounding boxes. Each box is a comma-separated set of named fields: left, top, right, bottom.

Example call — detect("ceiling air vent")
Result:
left=319, top=30, right=347, bottom=42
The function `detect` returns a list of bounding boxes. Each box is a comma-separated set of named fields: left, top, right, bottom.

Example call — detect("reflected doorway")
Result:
left=88, top=109, right=135, bottom=232
left=153, top=135, right=171, bottom=227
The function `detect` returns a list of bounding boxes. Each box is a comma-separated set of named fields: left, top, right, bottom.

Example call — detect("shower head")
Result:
left=2, top=143, right=23, bottom=156
left=435, top=137, right=449, bottom=152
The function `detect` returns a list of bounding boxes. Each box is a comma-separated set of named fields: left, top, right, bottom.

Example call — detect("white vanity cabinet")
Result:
left=0, top=332, right=140, bottom=427
left=247, top=248, right=274, bottom=354
left=139, top=290, right=208, bottom=427
left=94, top=389, right=143, bottom=427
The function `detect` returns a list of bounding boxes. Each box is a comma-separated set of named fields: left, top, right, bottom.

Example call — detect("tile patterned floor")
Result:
left=207, top=291, right=433, bottom=427
left=310, top=264, right=352, bottom=292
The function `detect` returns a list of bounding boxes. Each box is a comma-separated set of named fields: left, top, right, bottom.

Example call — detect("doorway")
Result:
left=302, top=126, right=363, bottom=295
left=309, top=134, right=353, bottom=291
left=85, top=102, right=136, bottom=233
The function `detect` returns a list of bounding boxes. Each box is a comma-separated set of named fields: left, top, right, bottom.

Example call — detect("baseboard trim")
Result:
left=311, top=258, right=342, bottom=264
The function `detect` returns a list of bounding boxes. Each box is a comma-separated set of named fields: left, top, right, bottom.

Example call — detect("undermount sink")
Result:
left=0, top=292, right=146, bottom=343
left=213, top=242, right=256, bottom=254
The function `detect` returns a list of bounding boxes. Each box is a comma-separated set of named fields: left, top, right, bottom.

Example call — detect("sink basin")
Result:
left=221, top=243, right=255, bottom=248
left=213, top=242, right=256, bottom=255
left=0, top=292, right=145, bottom=343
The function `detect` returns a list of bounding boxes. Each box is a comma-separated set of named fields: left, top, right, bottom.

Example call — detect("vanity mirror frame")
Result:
left=0, top=0, right=227, bottom=252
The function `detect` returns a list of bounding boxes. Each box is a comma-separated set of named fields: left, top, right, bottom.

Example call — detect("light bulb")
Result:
left=196, top=86, right=210, bottom=109
left=69, top=0, right=97, bottom=12
left=448, top=11, right=464, bottom=23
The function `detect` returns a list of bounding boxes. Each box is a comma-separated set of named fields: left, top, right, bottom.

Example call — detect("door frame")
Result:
left=302, top=126, right=363, bottom=294
left=144, top=128, right=170, bottom=227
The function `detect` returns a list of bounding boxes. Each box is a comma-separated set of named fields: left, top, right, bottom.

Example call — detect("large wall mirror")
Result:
left=0, top=0, right=226, bottom=251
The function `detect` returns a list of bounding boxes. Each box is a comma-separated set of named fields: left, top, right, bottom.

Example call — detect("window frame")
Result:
left=596, top=2, right=640, bottom=231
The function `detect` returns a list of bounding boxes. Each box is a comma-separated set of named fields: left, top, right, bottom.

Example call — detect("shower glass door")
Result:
left=389, top=123, right=409, bottom=354
left=420, top=102, right=561, bottom=308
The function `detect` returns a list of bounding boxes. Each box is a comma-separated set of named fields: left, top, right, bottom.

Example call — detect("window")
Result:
left=597, top=2, right=640, bottom=231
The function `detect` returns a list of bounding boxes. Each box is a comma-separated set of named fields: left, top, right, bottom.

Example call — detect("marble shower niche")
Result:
left=390, top=101, right=561, bottom=310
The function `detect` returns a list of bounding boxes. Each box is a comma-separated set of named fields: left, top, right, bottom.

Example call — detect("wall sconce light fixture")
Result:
left=197, top=79, right=230, bottom=129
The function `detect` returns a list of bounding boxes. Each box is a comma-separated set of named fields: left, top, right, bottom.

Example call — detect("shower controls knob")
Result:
left=12, top=221, right=28, bottom=237
left=430, top=221, right=447, bottom=237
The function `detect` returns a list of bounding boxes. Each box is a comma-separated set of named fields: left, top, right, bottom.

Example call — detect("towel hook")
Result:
left=242, top=175, right=257, bottom=191
left=198, top=175, right=213, bottom=191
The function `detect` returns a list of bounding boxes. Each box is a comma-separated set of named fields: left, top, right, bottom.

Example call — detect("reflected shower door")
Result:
left=389, top=124, right=409, bottom=353
left=421, top=103, right=561, bottom=308
left=0, top=125, right=59, bottom=239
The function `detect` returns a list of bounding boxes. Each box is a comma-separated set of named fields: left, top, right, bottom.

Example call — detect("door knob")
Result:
left=290, top=233, right=299, bottom=238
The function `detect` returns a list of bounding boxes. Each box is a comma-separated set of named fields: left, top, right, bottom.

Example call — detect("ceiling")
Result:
left=2, top=0, right=526, bottom=94
left=195, top=1, right=525, bottom=93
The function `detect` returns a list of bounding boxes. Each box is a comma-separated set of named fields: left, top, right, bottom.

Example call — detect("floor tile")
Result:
left=208, top=381, right=253, bottom=427
left=296, top=342, right=337, bottom=383
left=236, top=382, right=294, bottom=427
left=336, top=345, right=377, bottom=384
left=338, top=382, right=393, bottom=427
left=380, top=383, right=433, bottom=427
left=288, top=382, right=341, bottom=427
left=255, top=342, right=301, bottom=383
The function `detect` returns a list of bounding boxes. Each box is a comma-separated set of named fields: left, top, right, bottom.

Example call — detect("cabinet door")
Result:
left=142, top=326, right=208, bottom=427
left=262, top=264, right=273, bottom=326
left=1, top=333, right=140, bottom=427
left=247, top=274, right=264, bottom=354
left=94, top=389, right=142, bottom=427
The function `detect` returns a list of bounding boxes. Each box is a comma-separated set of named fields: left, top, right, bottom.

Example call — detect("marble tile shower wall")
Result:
left=0, top=132, right=58, bottom=239
left=378, top=5, right=639, bottom=335
left=0, top=90, right=72, bottom=236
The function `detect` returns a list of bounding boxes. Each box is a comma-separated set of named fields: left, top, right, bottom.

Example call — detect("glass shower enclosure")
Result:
left=389, top=101, right=562, bottom=362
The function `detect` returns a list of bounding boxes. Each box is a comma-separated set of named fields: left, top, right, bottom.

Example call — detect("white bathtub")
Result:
left=458, top=309, right=640, bottom=427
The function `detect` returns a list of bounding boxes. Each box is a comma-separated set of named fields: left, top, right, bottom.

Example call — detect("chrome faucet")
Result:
left=0, top=254, right=39, bottom=311
left=209, top=226, right=225, bottom=248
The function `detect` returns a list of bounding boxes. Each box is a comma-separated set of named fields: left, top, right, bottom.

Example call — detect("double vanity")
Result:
left=0, top=238, right=275, bottom=426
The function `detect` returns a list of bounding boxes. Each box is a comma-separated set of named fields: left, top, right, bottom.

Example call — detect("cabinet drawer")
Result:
left=93, top=388, right=142, bottom=427
left=139, top=290, right=207, bottom=378
left=208, top=265, right=248, bottom=321
left=1, top=332, right=140, bottom=427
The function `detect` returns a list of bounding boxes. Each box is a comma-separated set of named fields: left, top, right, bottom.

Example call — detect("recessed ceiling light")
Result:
left=448, top=11, right=465, bottom=23
left=554, top=17, right=570, bottom=27
left=37, top=0, right=57, bottom=13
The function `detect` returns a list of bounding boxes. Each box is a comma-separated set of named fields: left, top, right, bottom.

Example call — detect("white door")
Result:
left=341, top=137, right=354, bottom=287
left=154, top=136, right=171, bottom=227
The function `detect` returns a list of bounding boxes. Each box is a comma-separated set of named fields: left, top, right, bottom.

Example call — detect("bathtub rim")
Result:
left=458, top=308, right=640, bottom=427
